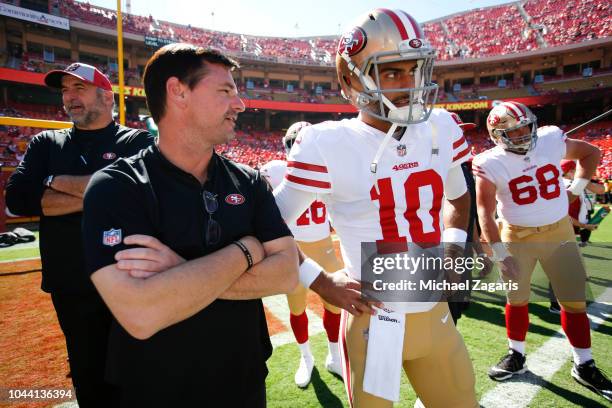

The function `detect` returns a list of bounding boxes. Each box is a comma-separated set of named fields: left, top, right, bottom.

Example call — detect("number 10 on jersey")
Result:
left=370, top=169, right=444, bottom=251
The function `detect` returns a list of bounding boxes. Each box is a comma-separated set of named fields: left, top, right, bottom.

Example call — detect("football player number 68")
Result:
left=370, top=169, right=444, bottom=248
left=508, top=164, right=561, bottom=205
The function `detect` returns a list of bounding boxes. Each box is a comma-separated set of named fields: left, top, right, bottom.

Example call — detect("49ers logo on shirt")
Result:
left=392, top=162, right=419, bottom=171
left=225, top=193, right=245, bottom=205
left=102, top=152, right=117, bottom=160
left=338, top=27, right=367, bottom=56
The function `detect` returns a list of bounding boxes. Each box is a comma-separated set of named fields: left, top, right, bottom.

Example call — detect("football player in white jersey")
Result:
left=474, top=101, right=611, bottom=401
left=261, top=122, right=345, bottom=388
left=272, top=9, right=478, bottom=408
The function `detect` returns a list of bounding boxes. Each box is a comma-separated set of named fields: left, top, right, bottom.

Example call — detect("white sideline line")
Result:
left=263, top=294, right=324, bottom=348
left=480, top=288, right=612, bottom=408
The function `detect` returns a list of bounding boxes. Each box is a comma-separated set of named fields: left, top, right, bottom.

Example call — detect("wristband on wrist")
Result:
left=491, top=242, right=511, bottom=262
left=299, top=258, right=323, bottom=288
left=233, top=240, right=253, bottom=269
left=442, top=227, right=468, bottom=244
left=568, top=178, right=589, bottom=196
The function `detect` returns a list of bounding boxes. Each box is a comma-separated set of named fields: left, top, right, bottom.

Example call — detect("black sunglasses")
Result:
left=203, top=190, right=221, bottom=245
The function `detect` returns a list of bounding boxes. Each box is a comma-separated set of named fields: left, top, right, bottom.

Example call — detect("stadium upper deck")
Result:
left=52, top=0, right=612, bottom=64
left=0, top=0, right=609, bottom=123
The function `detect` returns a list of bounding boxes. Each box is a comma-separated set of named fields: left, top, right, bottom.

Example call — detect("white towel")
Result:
left=363, top=308, right=405, bottom=402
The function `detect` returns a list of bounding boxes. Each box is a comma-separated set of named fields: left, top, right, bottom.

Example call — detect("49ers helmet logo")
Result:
left=488, top=114, right=501, bottom=126
left=337, top=27, right=367, bottom=57
left=408, top=38, right=422, bottom=49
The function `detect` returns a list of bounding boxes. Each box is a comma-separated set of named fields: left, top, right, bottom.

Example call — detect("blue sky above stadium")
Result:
left=85, top=0, right=514, bottom=37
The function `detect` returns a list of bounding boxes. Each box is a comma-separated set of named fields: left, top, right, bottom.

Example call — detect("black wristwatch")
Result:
left=43, top=175, right=54, bottom=188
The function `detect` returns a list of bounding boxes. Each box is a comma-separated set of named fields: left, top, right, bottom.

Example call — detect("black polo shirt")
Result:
left=81, top=144, right=291, bottom=404
left=5, top=122, right=154, bottom=293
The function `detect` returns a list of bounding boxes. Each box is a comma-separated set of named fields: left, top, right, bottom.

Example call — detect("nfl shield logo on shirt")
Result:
left=102, top=228, right=122, bottom=247
left=396, top=144, right=407, bottom=157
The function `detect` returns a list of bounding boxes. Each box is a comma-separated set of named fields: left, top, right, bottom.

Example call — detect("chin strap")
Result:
left=370, top=123, right=398, bottom=173
left=341, top=52, right=430, bottom=173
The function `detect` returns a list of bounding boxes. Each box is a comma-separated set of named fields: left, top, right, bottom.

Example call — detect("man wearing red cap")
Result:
left=5, top=62, right=154, bottom=407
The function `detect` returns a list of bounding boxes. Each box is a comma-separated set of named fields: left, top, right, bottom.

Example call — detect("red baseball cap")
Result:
left=560, top=160, right=576, bottom=174
left=44, top=62, right=113, bottom=91
left=450, top=112, right=477, bottom=131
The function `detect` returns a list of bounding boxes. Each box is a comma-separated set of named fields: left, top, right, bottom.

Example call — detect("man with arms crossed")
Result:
left=6, top=63, right=153, bottom=407
left=81, top=44, right=297, bottom=407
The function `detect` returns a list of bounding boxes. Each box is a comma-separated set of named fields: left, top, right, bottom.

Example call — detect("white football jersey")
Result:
left=261, top=159, right=330, bottom=242
left=473, top=125, right=568, bottom=227
left=284, top=109, right=471, bottom=313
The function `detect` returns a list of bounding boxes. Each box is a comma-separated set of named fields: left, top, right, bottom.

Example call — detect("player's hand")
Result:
left=478, top=256, right=494, bottom=278
left=115, top=234, right=185, bottom=278
left=310, top=270, right=383, bottom=316
left=444, top=242, right=465, bottom=284
left=498, top=256, right=520, bottom=281
left=582, top=223, right=598, bottom=231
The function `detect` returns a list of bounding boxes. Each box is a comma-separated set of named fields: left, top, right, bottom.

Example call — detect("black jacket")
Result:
left=5, top=122, right=154, bottom=293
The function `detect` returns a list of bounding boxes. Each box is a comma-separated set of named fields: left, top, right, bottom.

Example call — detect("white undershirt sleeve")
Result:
left=444, top=164, right=468, bottom=200
left=273, top=181, right=318, bottom=224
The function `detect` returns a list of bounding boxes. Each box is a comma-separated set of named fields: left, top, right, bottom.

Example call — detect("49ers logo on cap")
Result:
left=102, top=152, right=116, bottom=160
left=338, top=27, right=367, bottom=57
left=225, top=193, right=245, bottom=205
left=65, top=63, right=81, bottom=72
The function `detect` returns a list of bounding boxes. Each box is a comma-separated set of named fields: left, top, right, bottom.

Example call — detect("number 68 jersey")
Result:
left=472, top=126, right=568, bottom=227
left=285, top=109, right=471, bottom=289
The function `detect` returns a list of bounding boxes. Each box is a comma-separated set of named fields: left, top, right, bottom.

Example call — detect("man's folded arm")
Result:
left=91, top=241, right=252, bottom=340
left=41, top=189, right=83, bottom=216
left=220, top=236, right=298, bottom=300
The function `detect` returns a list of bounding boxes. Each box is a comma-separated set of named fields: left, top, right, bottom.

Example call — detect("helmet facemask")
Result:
left=492, top=118, right=538, bottom=155
left=341, top=45, right=438, bottom=126
left=283, top=121, right=311, bottom=156
left=282, top=136, right=294, bottom=155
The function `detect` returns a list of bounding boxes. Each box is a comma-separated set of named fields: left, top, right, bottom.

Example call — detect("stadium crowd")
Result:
left=44, top=0, right=609, bottom=65
left=0, top=106, right=144, bottom=167
left=1, top=0, right=606, bottom=110
left=2, top=105, right=609, bottom=184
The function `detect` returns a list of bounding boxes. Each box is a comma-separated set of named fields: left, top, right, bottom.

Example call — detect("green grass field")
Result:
left=266, top=214, right=612, bottom=407
left=0, top=220, right=609, bottom=407
left=0, top=231, right=40, bottom=261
